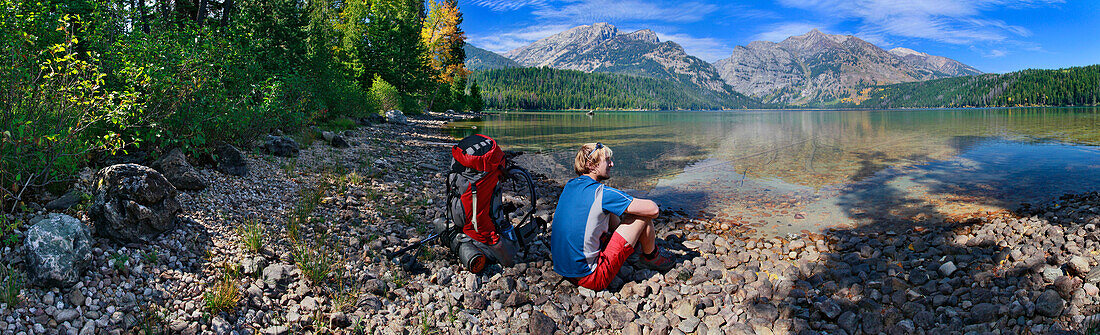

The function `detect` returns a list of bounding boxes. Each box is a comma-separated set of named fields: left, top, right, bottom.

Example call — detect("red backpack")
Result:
left=447, top=134, right=505, bottom=245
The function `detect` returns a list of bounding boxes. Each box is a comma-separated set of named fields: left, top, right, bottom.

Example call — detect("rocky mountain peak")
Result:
left=504, top=22, right=620, bottom=68
left=889, top=47, right=928, bottom=57
left=501, top=23, right=733, bottom=94
left=623, top=29, right=660, bottom=44
left=780, top=29, right=843, bottom=54
left=714, top=29, right=982, bottom=104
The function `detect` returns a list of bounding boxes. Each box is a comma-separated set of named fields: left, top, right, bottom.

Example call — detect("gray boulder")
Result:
left=330, top=135, right=350, bottom=148
left=1035, top=289, right=1065, bottom=317
left=45, top=190, right=82, bottom=210
left=24, top=214, right=92, bottom=288
left=528, top=311, right=556, bottom=335
left=385, top=110, right=408, bottom=125
left=88, top=164, right=181, bottom=243
left=151, top=148, right=206, bottom=191
left=262, top=135, right=299, bottom=157
left=215, top=145, right=248, bottom=177
left=321, top=131, right=350, bottom=148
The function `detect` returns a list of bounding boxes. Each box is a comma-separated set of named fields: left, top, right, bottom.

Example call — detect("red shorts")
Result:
left=568, top=232, right=634, bottom=291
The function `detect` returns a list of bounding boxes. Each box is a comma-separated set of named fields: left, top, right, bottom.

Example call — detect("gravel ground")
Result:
left=1, top=112, right=1099, bottom=334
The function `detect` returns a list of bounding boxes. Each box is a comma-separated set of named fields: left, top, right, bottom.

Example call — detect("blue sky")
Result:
left=458, top=0, right=1100, bottom=73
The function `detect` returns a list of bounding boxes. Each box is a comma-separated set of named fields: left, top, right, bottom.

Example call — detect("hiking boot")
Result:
left=635, top=250, right=674, bottom=272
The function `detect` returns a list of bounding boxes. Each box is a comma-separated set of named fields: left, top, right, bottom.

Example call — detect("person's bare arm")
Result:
left=624, top=198, right=659, bottom=218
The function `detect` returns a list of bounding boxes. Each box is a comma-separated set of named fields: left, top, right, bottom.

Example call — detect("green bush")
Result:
left=1, top=11, right=140, bottom=210
left=371, top=75, right=401, bottom=113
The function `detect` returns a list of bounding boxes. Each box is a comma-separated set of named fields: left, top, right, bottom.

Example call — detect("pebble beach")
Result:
left=2, top=111, right=1099, bottom=334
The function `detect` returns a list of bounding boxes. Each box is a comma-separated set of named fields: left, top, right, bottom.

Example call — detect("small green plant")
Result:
left=71, top=192, right=93, bottom=212
left=0, top=216, right=20, bottom=247
left=330, top=278, right=362, bottom=313
left=292, top=242, right=337, bottom=285
left=142, top=250, right=160, bottom=264
left=287, top=186, right=324, bottom=242
left=320, top=117, right=357, bottom=131
left=1085, top=316, right=1100, bottom=335
left=204, top=274, right=240, bottom=313
left=0, top=264, right=23, bottom=305
left=222, top=262, right=242, bottom=279
left=363, top=188, right=382, bottom=202
left=446, top=304, right=458, bottom=325
left=333, top=172, right=363, bottom=194
left=137, top=303, right=167, bottom=335
left=280, top=159, right=298, bottom=177
left=676, top=270, right=692, bottom=282
left=419, top=313, right=435, bottom=334
left=311, top=310, right=330, bottom=332
left=400, top=212, right=419, bottom=226
left=295, top=129, right=321, bottom=147
left=238, top=218, right=264, bottom=253
left=416, top=246, right=437, bottom=262
left=109, top=252, right=130, bottom=272
left=387, top=269, right=407, bottom=289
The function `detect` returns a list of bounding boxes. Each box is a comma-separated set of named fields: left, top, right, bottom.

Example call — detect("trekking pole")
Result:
left=387, top=233, right=441, bottom=260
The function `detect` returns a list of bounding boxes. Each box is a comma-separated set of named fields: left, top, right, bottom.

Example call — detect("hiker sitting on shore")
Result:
left=550, top=142, right=674, bottom=291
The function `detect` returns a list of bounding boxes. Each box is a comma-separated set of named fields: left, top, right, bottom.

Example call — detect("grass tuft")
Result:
left=238, top=217, right=264, bottom=253
left=0, top=264, right=22, bottom=305
left=137, top=303, right=167, bottom=335
left=203, top=274, right=240, bottom=313
left=280, top=159, right=298, bottom=177
left=287, top=186, right=325, bottom=243
left=292, top=242, right=337, bottom=285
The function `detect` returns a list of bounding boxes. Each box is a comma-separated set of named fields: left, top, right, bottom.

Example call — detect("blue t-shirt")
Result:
left=551, top=175, right=634, bottom=277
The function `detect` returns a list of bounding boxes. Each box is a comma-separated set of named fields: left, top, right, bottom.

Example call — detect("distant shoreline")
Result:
left=482, top=105, right=1100, bottom=113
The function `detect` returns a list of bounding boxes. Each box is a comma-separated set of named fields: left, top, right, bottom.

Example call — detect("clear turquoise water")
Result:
left=448, top=108, right=1100, bottom=236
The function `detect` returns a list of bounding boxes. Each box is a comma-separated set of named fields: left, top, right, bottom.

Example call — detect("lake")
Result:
left=447, top=108, right=1100, bottom=237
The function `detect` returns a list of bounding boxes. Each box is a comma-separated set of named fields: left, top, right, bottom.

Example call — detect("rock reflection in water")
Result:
left=449, top=108, right=1100, bottom=236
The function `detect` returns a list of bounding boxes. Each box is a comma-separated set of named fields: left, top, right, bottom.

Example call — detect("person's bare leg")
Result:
left=640, top=218, right=656, bottom=255
left=614, top=214, right=656, bottom=254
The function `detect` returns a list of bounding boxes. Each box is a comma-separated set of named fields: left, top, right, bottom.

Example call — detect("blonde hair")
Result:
left=574, top=142, right=613, bottom=175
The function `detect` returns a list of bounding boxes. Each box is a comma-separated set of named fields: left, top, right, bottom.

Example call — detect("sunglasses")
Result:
left=588, top=142, right=604, bottom=157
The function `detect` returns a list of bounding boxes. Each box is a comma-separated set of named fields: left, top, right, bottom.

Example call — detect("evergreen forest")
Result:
left=472, top=67, right=760, bottom=110
left=835, top=65, right=1100, bottom=108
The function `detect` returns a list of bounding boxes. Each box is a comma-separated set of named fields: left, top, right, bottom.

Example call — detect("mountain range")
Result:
left=466, top=23, right=983, bottom=106
left=713, top=29, right=982, bottom=104
left=501, top=22, right=734, bottom=94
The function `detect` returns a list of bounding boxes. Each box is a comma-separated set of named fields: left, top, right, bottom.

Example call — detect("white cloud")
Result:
left=775, top=0, right=1062, bottom=44
left=653, top=32, right=732, bottom=62
left=720, top=4, right=782, bottom=20
left=469, top=0, right=549, bottom=12
left=468, top=24, right=575, bottom=53
left=970, top=46, right=1009, bottom=58
left=531, top=0, right=718, bottom=24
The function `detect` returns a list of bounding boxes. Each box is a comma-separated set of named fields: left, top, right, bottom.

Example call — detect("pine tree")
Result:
left=467, top=80, right=484, bottom=112
left=362, top=0, right=429, bottom=95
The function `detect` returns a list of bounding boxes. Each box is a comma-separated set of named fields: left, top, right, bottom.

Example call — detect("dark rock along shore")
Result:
left=0, top=111, right=1098, bottom=334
